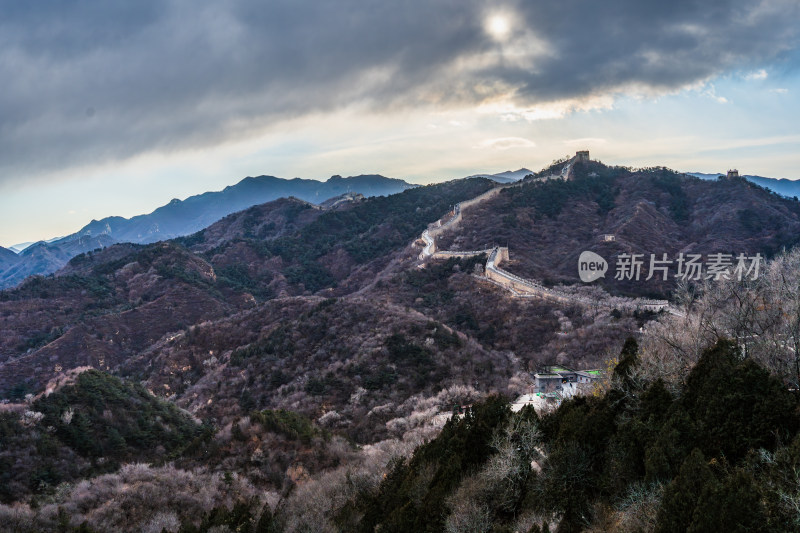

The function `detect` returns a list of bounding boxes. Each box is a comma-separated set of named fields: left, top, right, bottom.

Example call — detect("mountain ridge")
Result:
left=4, top=162, right=799, bottom=401
left=3, top=159, right=800, bottom=529
left=76, top=173, right=415, bottom=244
left=0, top=246, right=19, bottom=270
left=688, top=171, right=800, bottom=198
left=0, top=235, right=117, bottom=289
left=0, top=173, right=414, bottom=289
left=465, top=168, right=532, bottom=183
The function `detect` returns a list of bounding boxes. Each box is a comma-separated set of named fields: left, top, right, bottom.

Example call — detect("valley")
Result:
left=4, top=3, right=799, bottom=530
left=2, top=157, right=800, bottom=531
left=417, top=154, right=673, bottom=314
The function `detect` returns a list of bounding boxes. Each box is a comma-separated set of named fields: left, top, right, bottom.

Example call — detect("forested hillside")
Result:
left=0, top=178, right=494, bottom=398
left=3, top=164, right=800, bottom=532
left=439, top=160, right=800, bottom=298
left=279, top=339, right=800, bottom=532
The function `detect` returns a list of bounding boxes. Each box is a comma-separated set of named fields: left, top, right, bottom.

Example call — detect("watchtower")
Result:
left=575, top=150, right=590, bottom=162
left=727, top=169, right=739, bottom=179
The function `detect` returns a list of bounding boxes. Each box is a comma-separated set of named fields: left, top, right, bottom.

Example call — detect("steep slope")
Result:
left=2, top=161, right=800, bottom=529
left=438, top=162, right=800, bottom=298
left=0, top=246, right=19, bottom=271
left=0, top=175, right=414, bottom=291
left=174, top=196, right=323, bottom=253
left=76, top=173, right=414, bottom=244
left=0, top=369, right=206, bottom=503
left=348, top=341, right=800, bottom=533
left=180, top=177, right=496, bottom=295
left=120, top=295, right=512, bottom=443
left=689, top=171, right=800, bottom=198
left=0, top=242, right=236, bottom=397
left=0, top=234, right=115, bottom=290
left=0, top=180, right=495, bottom=397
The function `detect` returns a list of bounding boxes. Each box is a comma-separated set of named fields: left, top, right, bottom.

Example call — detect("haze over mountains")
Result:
left=0, top=168, right=562, bottom=290
left=4, top=157, right=800, bottom=397
left=0, top=246, right=19, bottom=270
left=689, top=171, right=800, bottom=198
left=0, top=174, right=414, bottom=289
left=75, top=174, right=415, bottom=245
left=4, top=156, right=800, bottom=530
left=4, top=166, right=799, bottom=293
left=2, top=0, right=799, bottom=526
left=466, top=168, right=533, bottom=183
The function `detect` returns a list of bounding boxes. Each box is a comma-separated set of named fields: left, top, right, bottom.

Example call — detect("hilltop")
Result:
left=75, top=173, right=415, bottom=245
left=4, top=159, right=799, bottom=399
left=689, top=171, right=800, bottom=198
left=0, top=174, right=414, bottom=290
left=0, top=178, right=494, bottom=398
left=2, top=156, right=800, bottom=531
left=438, top=159, right=800, bottom=298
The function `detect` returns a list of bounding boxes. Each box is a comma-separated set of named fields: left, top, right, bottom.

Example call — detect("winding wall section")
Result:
left=416, top=159, right=676, bottom=314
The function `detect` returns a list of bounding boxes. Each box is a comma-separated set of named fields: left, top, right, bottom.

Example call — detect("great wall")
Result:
left=416, top=152, right=679, bottom=315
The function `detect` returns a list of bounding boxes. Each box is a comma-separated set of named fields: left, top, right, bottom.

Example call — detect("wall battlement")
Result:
left=414, top=158, right=679, bottom=315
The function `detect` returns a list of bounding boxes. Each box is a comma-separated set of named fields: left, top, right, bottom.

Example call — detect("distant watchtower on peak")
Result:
left=575, top=150, right=590, bottom=162
left=727, top=169, right=739, bottom=179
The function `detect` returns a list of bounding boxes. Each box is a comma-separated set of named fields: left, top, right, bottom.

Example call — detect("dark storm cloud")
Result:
left=0, top=0, right=797, bottom=180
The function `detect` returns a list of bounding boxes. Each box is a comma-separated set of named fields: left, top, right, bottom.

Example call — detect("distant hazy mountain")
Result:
left=8, top=242, right=33, bottom=253
left=689, top=172, right=800, bottom=198
left=9, top=236, right=63, bottom=254
left=0, top=235, right=116, bottom=289
left=0, top=246, right=20, bottom=270
left=0, top=174, right=414, bottom=290
left=466, top=168, right=532, bottom=183
left=76, top=174, right=414, bottom=245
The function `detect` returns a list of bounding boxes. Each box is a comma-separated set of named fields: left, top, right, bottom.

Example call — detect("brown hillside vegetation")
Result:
left=438, top=161, right=800, bottom=298
left=122, top=296, right=512, bottom=442
left=3, top=164, right=800, bottom=531
left=0, top=179, right=493, bottom=397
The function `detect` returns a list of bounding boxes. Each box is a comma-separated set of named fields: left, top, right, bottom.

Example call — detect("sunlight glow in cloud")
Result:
left=0, top=0, right=799, bottom=246
left=485, top=13, right=512, bottom=41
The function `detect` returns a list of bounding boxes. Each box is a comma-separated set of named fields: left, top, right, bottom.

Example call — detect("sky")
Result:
left=1, top=0, right=799, bottom=247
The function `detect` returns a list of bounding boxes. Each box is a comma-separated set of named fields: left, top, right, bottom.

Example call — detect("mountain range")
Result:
left=74, top=174, right=414, bottom=244
left=440, top=163, right=800, bottom=298
left=0, top=246, right=19, bottom=270
left=4, top=159, right=800, bottom=399
left=3, top=158, right=800, bottom=530
left=8, top=236, right=64, bottom=253
left=0, top=174, right=414, bottom=289
left=0, top=235, right=117, bottom=290
left=466, top=168, right=533, bottom=183
left=689, top=171, right=800, bottom=198
left=3, top=168, right=798, bottom=293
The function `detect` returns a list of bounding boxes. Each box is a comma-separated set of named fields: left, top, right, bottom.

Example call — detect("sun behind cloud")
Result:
left=486, top=13, right=511, bottom=41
